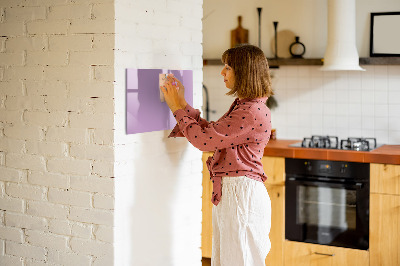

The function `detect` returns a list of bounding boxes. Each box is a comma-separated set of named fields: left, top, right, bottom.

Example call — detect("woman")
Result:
left=161, top=44, right=273, bottom=266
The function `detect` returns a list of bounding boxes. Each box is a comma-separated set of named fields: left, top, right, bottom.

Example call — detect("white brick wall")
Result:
left=1, top=0, right=204, bottom=265
left=0, top=0, right=115, bottom=265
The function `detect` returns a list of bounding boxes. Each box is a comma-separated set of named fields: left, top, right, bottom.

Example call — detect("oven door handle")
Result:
left=287, top=177, right=364, bottom=189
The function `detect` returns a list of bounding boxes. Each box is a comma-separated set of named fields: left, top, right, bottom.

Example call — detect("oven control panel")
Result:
left=286, top=158, right=369, bottom=180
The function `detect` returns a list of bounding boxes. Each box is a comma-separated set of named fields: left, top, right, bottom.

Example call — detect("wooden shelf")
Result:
left=359, top=57, right=400, bottom=65
left=203, top=58, right=323, bottom=67
left=203, top=57, right=400, bottom=67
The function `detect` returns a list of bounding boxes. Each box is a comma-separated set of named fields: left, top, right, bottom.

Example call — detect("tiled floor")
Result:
left=202, top=257, right=211, bottom=266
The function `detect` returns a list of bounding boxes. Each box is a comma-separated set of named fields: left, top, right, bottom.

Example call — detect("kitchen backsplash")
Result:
left=203, top=65, right=400, bottom=144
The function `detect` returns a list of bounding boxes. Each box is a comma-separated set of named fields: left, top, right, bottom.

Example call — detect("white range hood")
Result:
left=320, top=0, right=365, bottom=71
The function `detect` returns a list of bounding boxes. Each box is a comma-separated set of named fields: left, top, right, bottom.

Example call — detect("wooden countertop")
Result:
left=263, top=139, right=400, bottom=165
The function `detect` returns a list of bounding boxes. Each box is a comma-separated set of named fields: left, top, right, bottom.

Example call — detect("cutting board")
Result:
left=231, top=16, right=249, bottom=48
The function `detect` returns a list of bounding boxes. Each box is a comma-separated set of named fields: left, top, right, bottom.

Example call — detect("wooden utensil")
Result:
left=231, top=16, right=249, bottom=48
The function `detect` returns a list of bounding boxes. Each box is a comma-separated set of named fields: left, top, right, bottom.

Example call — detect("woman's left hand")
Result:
left=160, top=76, right=184, bottom=113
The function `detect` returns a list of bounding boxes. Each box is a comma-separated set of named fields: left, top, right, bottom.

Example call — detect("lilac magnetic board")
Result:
left=126, top=69, right=193, bottom=134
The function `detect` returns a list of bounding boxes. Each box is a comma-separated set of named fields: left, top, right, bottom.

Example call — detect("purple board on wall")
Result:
left=126, top=68, right=193, bottom=134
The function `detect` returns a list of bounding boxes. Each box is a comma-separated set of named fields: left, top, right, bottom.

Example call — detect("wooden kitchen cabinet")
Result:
left=370, top=163, right=400, bottom=195
left=202, top=152, right=213, bottom=258
left=370, top=163, right=400, bottom=266
left=201, top=154, right=286, bottom=266
left=264, top=184, right=285, bottom=266
left=284, top=241, right=369, bottom=266
left=261, top=156, right=285, bottom=266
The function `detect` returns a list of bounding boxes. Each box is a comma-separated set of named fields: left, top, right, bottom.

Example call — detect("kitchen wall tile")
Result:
left=348, top=70, right=362, bottom=84
left=387, top=65, right=400, bottom=76
left=311, top=127, right=325, bottom=136
left=273, top=76, right=286, bottom=90
left=335, top=72, right=348, bottom=89
left=311, top=114, right=324, bottom=128
left=336, top=90, right=349, bottom=103
left=272, top=67, right=286, bottom=78
left=361, top=89, right=375, bottom=103
left=323, top=87, right=336, bottom=103
left=323, top=103, right=336, bottom=115
left=310, top=76, right=324, bottom=90
left=348, top=90, right=362, bottom=103
left=348, top=103, right=362, bottom=116
left=336, top=128, right=349, bottom=140
left=388, top=104, right=400, bottom=117
left=298, top=77, right=311, bottom=89
left=388, top=91, right=400, bottom=104
left=375, top=104, right=389, bottom=117
left=311, top=102, right=324, bottom=113
left=362, top=116, right=375, bottom=130
left=336, top=103, right=349, bottom=116
left=388, top=131, right=400, bottom=143
left=374, top=77, right=388, bottom=91
left=286, top=77, right=299, bottom=89
left=362, top=65, right=375, bottom=75
left=362, top=128, right=375, bottom=138
left=374, top=90, right=388, bottom=104
left=298, top=102, right=312, bottom=115
left=349, top=116, right=362, bottom=129
left=374, top=65, right=388, bottom=77
left=374, top=130, right=389, bottom=144
left=322, top=70, right=335, bottom=78
left=336, top=115, right=348, bottom=129
left=389, top=117, right=400, bottom=131
left=361, top=75, right=374, bottom=91
left=361, top=104, right=374, bottom=117
left=323, top=115, right=336, bottom=129
left=348, top=75, right=362, bottom=90
left=349, top=128, right=363, bottom=137
left=287, top=113, right=300, bottom=127
left=204, top=65, right=399, bottom=144
left=298, top=67, right=311, bottom=78
left=375, top=117, right=389, bottom=129
left=388, top=76, right=400, bottom=91
left=285, top=66, right=298, bottom=77
left=310, top=66, right=324, bottom=77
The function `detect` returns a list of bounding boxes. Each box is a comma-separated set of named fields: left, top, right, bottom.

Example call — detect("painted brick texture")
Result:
left=0, top=0, right=115, bottom=265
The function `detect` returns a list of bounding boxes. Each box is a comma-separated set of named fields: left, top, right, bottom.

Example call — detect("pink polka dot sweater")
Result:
left=168, top=97, right=272, bottom=206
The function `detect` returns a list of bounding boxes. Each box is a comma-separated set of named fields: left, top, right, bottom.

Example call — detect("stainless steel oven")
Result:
left=285, top=158, right=369, bottom=250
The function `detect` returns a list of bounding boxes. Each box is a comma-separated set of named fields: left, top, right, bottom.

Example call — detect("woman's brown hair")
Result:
left=221, top=44, right=273, bottom=99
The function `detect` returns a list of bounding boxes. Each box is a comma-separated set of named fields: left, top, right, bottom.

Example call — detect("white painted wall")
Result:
left=0, top=0, right=115, bottom=265
left=203, top=0, right=400, bottom=144
left=113, top=0, right=203, bottom=265
left=203, top=0, right=400, bottom=58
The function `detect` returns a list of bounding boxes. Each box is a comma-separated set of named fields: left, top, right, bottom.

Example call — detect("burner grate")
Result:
left=340, top=137, right=377, bottom=151
left=301, top=135, right=339, bottom=149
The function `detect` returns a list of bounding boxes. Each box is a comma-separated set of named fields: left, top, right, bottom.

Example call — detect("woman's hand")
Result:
left=160, top=76, right=184, bottom=113
left=171, top=76, right=187, bottom=108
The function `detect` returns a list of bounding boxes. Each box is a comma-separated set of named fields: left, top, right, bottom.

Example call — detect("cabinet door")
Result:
left=262, top=156, right=285, bottom=186
left=284, top=241, right=369, bottom=266
left=370, top=193, right=400, bottom=266
left=264, top=184, right=284, bottom=266
left=202, top=152, right=213, bottom=258
left=370, top=163, right=400, bottom=195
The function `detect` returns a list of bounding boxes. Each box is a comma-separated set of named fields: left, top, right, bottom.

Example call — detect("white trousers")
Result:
left=211, top=176, right=271, bottom=266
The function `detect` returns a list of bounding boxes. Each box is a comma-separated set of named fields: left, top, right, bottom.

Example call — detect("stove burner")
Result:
left=294, top=136, right=379, bottom=151
left=301, top=135, right=339, bottom=149
left=340, top=137, right=377, bottom=151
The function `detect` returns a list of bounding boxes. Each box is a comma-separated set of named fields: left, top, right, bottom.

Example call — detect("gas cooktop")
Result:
left=289, top=135, right=383, bottom=151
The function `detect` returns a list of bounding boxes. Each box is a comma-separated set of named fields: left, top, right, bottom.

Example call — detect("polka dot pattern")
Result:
left=168, top=97, right=272, bottom=206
